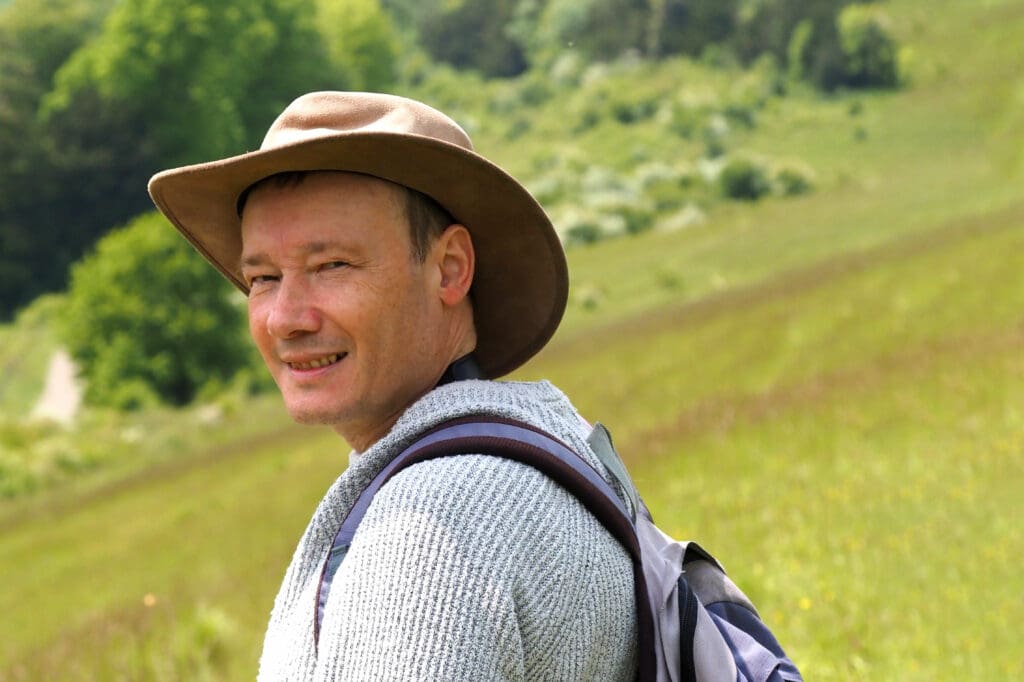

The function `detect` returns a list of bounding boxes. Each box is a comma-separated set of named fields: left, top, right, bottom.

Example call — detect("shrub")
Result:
left=773, top=163, right=816, bottom=196
left=554, top=205, right=629, bottom=247
left=837, top=4, right=900, bottom=88
left=637, top=162, right=698, bottom=211
left=616, top=203, right=657, bottom=235
left=668, top=103, right=702, bottom=139
left=610, top=96, right=659, bottom=125
left=574, top=283, right=604, bottom=311
left=702, top=115, right=730, bottom=158
left=719, top=157, right=771, bottom=200
left=62, top=213, right=250, bottom=409
left=573, top=104, right=604, bottom=133
left=504, top=117, right=532, bottom=140
left=565, top=221, right=605, bottom=246
left=723, top=102, right=757, bottom=130
left=526, top=173, right=570, bottom=206
left=658, top=203, right=707, bottom=232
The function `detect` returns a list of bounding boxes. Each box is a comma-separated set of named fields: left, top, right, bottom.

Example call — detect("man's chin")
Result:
left=284, top=403, right=345, bottom=427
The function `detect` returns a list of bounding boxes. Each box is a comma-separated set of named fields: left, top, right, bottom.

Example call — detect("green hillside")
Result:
left=2, top=0, right=1023, bottom=679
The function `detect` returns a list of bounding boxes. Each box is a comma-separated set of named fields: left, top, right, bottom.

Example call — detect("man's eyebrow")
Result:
left=239, top=252, right=270, bottom=270
left=306, top=241, right=343, bottom=254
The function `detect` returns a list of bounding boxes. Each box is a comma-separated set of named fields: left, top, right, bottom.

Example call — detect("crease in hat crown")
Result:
left=147, top=90, right=568, bottom=379
left=262, top=92, right=474, bottom=151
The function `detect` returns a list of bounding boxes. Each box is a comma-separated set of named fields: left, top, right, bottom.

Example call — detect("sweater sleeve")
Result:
left=314, top=454, right=637, bottom=682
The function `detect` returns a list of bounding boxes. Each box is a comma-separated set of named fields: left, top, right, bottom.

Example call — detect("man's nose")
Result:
left=266, top=276, right=320, bottom=339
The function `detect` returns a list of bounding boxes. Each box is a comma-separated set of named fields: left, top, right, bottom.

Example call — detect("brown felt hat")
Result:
left=148, top=91, right=567, bottom=379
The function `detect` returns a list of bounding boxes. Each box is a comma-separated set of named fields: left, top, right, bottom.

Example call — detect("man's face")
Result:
left=240, top=172, right=449, bottom=446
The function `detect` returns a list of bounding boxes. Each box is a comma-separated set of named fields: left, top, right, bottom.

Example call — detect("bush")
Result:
left=554, top=205, right=628, bottom=247
left=702, top=115, right=731, bottom=158
left=636, top=162, right=698, bottom=211
left=616, top=203, right=657, bottom=235
left=62, top=213, right=250, bottom=408
left=837, top=4, right=900, bottom=88
left=719, top=157, right=771, bottom=200
left=565, top=221, right=605, bottom=246
left=773, top=163, right=816, bottom=196
left=610, top=96, right=659, bottom=125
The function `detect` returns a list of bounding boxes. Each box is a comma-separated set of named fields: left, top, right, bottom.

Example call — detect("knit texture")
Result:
left=257, top=379, right=638, bottom=681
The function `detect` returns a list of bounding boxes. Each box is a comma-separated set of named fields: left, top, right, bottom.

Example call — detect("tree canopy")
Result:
left=0, top=0, right=394, bottom=319
left=61, top=213, right=250, bottom=408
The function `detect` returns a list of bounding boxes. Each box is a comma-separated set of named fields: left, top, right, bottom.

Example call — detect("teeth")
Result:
left=290, top=354, right=340, bottom=370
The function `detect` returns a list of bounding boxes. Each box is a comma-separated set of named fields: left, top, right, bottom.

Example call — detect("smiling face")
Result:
left=240, top=172, right=475, bottom=450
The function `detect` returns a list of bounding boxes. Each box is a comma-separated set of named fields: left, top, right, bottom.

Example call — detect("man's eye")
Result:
left=320, top=261, right=348, bottom=271
left=248, top=274, right=278, bottom=287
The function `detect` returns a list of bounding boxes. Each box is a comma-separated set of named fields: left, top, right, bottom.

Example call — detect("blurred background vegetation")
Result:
left=0, top=0, right=1021, bottom=680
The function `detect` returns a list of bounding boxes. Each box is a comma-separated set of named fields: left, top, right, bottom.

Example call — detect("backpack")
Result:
left=316, top=415, right=804, bottom=682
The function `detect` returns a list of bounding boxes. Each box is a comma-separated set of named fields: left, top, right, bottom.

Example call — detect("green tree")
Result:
left=315, top=0, right=400, bottom=91
left=0, top=0, right=114, bottom=318
left=649, top=0, right=738, bottom=58
left=734, top=0, right=848, bottom=89
left=530, top=0, right=650, bottom=64
left=384, top=0, right=528, bottom=77
left=837, top=3, right=899, bottom=88
left=62, top=213, right=250, bottom=408
left=0, top=0, right=344, bottom=320
left=43, top=0, right=339, bottom=167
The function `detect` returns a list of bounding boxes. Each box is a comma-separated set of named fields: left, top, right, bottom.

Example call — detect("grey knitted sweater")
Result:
left=257, top=379, right=638, bottom=681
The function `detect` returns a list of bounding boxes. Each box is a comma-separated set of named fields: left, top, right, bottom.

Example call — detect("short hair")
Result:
left=402, top=183, right=454, bottom=262
left=237, top=171, right=454, bottom=262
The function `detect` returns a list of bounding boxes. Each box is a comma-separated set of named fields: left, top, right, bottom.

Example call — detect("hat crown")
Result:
left=262, top=91, right=475, bottom=153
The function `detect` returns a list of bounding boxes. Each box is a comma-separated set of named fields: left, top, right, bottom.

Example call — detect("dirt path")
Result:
left=31, top=348, right=82, bottom=425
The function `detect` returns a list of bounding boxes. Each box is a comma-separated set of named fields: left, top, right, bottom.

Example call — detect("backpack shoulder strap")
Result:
left=587, top=422, right=641, bottom=521
left=315, top=415, right=658, bottom=680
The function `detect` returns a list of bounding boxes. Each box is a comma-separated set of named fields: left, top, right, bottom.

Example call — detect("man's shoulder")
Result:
left=361, top=378, right=632, bottom=522
left=367, top=452, right=577, bottom=519
left=351, top=451, right=633, bottom=591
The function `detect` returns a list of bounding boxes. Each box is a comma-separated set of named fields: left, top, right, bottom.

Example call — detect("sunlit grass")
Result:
left=633, top=330, right=1024, bottom=680
left=0, top=419, right=342, bottom=680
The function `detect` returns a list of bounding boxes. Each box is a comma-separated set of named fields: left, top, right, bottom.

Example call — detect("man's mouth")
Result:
left=286, top=353, right=345, bottom=371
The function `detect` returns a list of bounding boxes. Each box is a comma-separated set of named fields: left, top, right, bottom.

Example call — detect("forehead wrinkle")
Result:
left=239, top=239, right=352, bottom=270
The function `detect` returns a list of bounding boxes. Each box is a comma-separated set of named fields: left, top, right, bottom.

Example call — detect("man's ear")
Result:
left=433, top=224, right=475, bottom=307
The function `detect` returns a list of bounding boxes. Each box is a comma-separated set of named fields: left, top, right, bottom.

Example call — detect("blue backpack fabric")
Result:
left=316, top=416, right=803, bottom=682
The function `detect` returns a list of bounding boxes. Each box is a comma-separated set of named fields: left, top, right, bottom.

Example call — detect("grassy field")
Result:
left=2, top=0, right=1024, bottom=679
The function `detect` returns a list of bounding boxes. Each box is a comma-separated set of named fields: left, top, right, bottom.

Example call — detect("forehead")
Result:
left=240, top=171, right=409, bottom=249
left=243, top=170, right=406, bottom=216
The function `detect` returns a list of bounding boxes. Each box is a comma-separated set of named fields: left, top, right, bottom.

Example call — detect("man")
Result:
left=149, top=92, right=638, bottom=680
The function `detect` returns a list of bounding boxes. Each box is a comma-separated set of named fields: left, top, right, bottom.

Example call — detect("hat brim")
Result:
left=148, top=131, right=567, bottom=379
